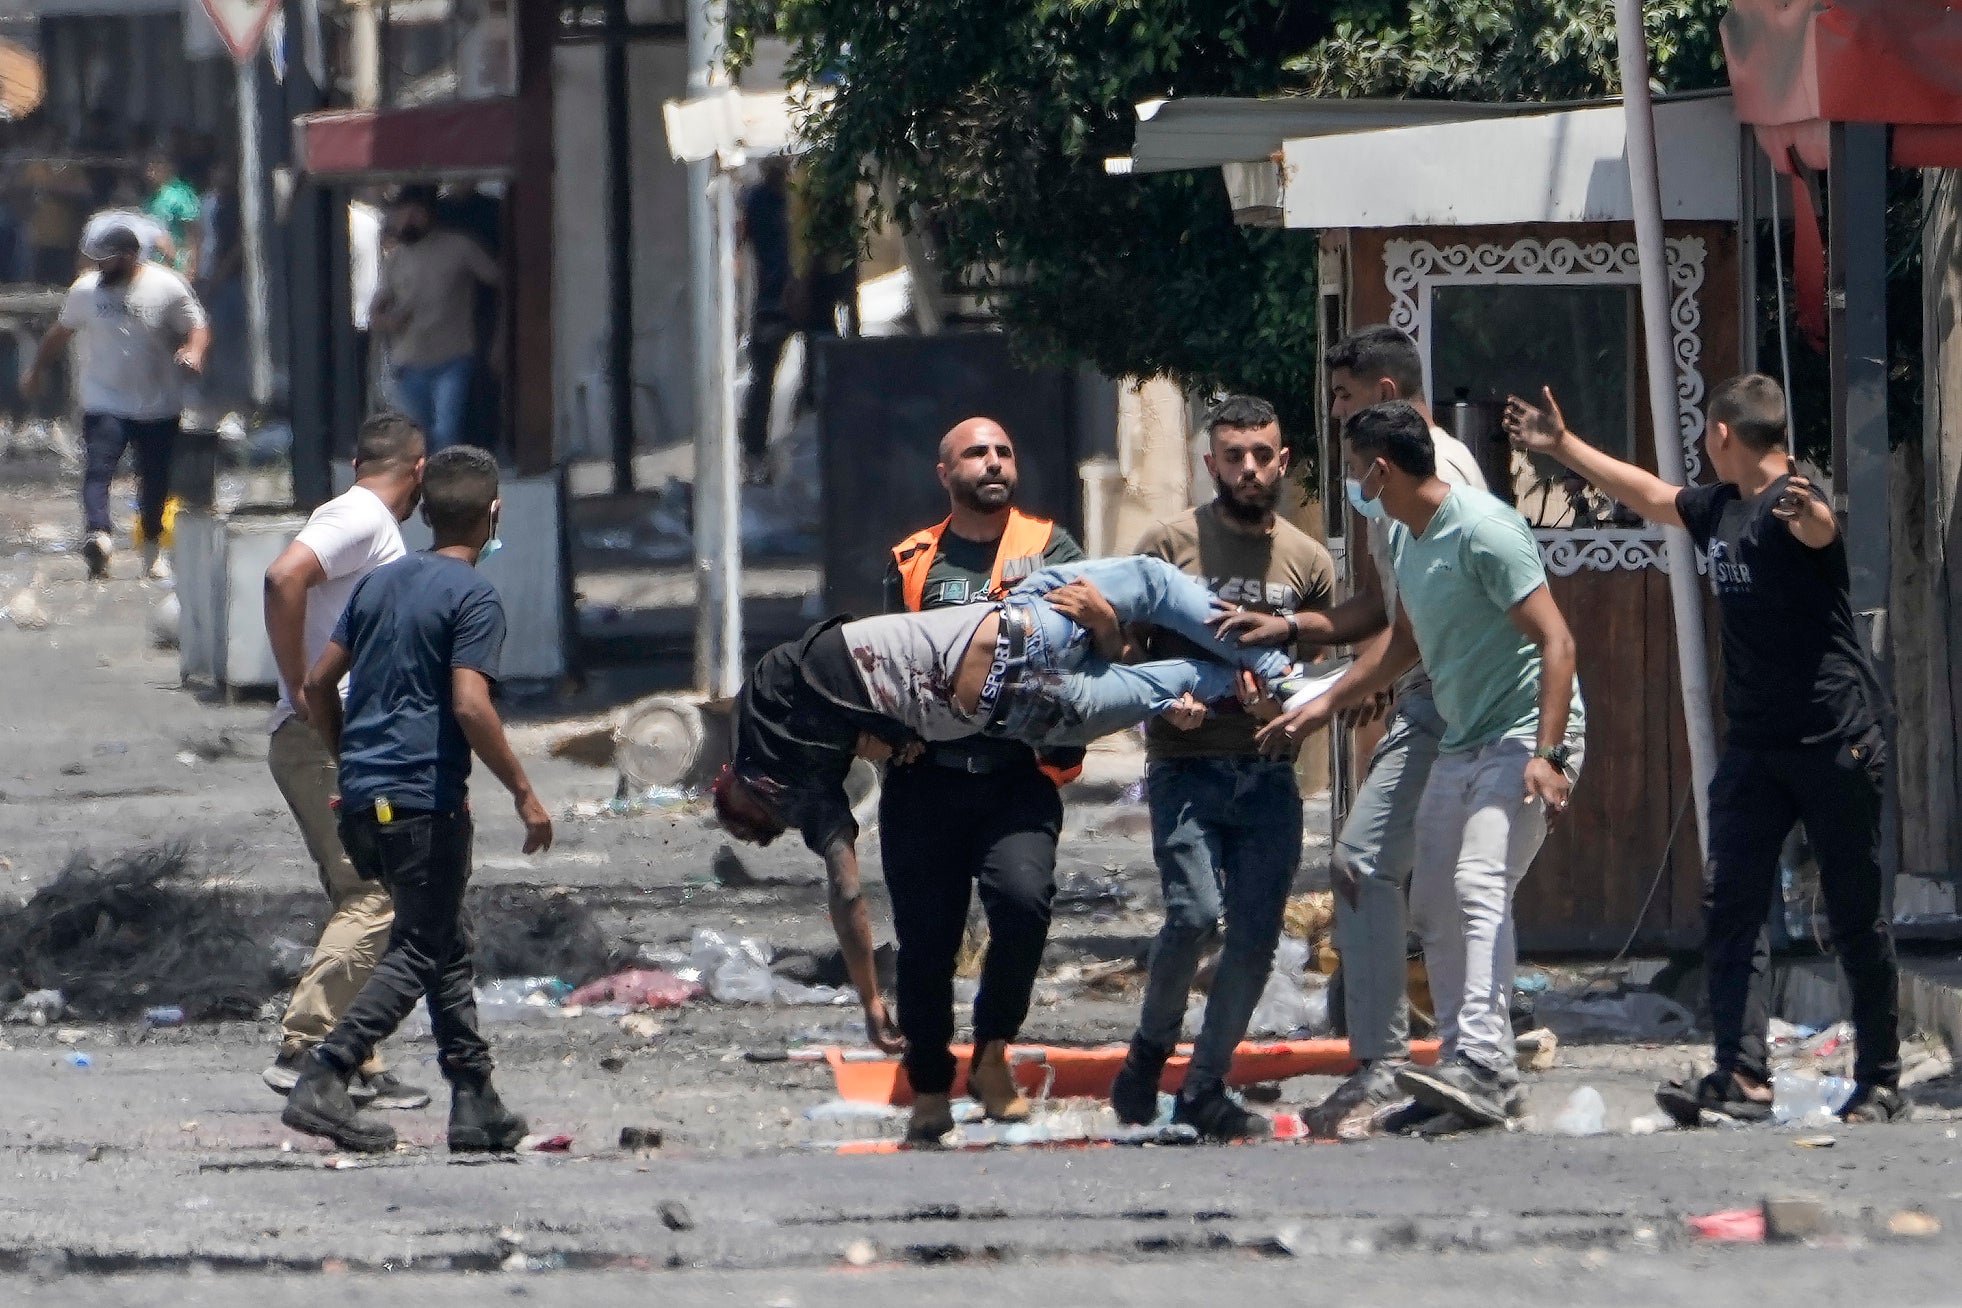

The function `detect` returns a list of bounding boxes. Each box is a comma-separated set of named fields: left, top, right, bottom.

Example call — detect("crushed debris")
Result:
left=470, top=885, right=618, bottom=987
left=0, top=844, right=271, bottom=1020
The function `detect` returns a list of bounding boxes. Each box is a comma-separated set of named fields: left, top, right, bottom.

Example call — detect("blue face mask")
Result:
left=477, top=535, right=502, bottom=563
left=1346, top=475, right=1387, bottom=521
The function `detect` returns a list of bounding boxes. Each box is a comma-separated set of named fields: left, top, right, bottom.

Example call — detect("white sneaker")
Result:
left=1273, top=659, right=1352, bottom=715
left=82, top=531, right=112, bottom=580
left=144, top=551, right=171, bottom=582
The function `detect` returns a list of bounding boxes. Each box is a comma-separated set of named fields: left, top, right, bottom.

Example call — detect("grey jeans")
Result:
left=1331, top=692, right=1447, bottom=1063
left=1411, top=733, right=1584, bottom=1079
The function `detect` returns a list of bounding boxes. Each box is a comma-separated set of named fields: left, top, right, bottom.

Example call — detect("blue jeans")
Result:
left=393, top=354, right=473, bottom=451
left=989, top=556, right=1296, bottom=749
left=82, top=413, right=176, bottom=538
left=1135, top=757, right=1303, bottom=1096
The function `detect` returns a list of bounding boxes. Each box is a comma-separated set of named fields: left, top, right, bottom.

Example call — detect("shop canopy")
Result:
left=1723, top=0, right=1962, bottom=170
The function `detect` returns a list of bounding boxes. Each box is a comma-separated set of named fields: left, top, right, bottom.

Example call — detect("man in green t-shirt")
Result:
left=143, top=153, right=203, bottom=277
left=1260, top=401, right=1585, bottom=1131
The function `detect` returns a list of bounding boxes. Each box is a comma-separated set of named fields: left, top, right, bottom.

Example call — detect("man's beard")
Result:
left=1214, top=474, right=1277, bottom=523
left=952, top=478, right=1013, bottom=512
left=99, top=261, right=135, bottom=286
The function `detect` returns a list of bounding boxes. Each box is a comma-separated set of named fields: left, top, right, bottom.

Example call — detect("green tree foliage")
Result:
left=729, top=1, right=1731, bottom=465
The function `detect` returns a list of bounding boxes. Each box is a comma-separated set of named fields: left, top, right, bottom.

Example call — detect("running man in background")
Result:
left=22, top=221, right=208, bottom=580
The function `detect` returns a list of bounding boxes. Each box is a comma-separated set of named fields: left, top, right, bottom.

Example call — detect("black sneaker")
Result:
left=448, top=1076, right=528, bottom=1153
left=1838, top=1082, right=1911, bottom=1124
left=1110, top=1037, right=1172, bottom=1127
left=265, top=1048, right=383, bottom=1105
left=358, top=1069, right=433, bottom=1111
left=1395, top=1057, right=1513, bottom=1129
left=1654, top=1068, right=1773, bottom=1129
left=280, top=1056, right=398, bottom=1153
left=1172, top=1085, right=1273, bottom=1142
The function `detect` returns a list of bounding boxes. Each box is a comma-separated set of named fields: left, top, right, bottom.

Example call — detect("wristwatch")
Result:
left=1283, top=612, right=1300, bottom=642
left=1534, top=743, right=1574, bottom=774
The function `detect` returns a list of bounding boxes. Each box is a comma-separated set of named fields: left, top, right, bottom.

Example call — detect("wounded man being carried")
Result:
left=715, top=554, right=1324, bottom=853
left=711, top=554, right=1328, bottom=1052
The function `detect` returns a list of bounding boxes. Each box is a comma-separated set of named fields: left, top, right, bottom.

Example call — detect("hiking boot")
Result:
left=905, top=1092, right=956, bottom=1145
left=358, top=1069, right=433, bottom=1111
left=280, top=1055, right=397, bottom=1154
left=82, top=531, right=112, bottom=580
left=1173, top=1084, right=1273, bottom=1142
left=448, top=1076, right=528, bottom=1153
left=1654, top=1068, right=1773, bottom=1129
left=1306, top=1059, right=1408, bottom=1139
left=1396, top=1057, right=1514, bottom=1129
left=1838, top=1082, right=1911, bottom=1124
left=969, top=1040, right=1030, bottom=1123
left=1110, top=1036, right=1172, bottom=1127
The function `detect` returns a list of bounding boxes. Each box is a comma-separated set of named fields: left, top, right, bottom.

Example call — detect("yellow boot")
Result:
left=906, top=1092, right=955, bottom=1145
left=969, top=1040, right=1031, bottom=1122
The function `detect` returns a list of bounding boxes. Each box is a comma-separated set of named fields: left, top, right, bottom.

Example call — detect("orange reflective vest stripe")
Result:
left=890, top=507, right=1056, bottom=614
left=888, top=508, right=1080, bottom=787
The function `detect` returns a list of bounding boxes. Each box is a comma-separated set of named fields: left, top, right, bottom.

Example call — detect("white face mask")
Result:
left=1346, top=473, right=1386, bottom=521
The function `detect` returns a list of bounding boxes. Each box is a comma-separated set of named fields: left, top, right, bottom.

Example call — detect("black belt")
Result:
left=921, top=745, right=1023, bottom=774
left=975, top=602, right=1031, bottom=731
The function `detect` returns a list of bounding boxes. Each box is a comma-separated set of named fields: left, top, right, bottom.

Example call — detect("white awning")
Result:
left=1280, top=94, right=1741, bottom=228
left=1114, top=95, right=1534, bottom=175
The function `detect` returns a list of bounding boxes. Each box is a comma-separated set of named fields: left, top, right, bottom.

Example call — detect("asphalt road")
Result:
left=5, top=472, right=1962, bottom=1305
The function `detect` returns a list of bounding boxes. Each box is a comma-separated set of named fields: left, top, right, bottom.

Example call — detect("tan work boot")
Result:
left=969, top=1040, right=1031, bottom=1122
left=906, top=1092, right=955, bottom=1145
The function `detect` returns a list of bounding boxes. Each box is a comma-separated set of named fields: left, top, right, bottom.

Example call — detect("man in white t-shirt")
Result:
left=22, top=221, right=209, bottom=580
left=259, top=413, right=430, bottom=1110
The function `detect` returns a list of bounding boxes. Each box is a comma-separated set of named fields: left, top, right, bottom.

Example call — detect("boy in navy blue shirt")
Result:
left=283, top=445, right=554, bottom=1154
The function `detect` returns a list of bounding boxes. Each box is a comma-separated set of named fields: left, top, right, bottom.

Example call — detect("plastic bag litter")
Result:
left=564, top=968, right=699, bottom=1011
left=5, top=585, right=48, bottom=630
left=1551, top=1085, right=1607, bottom=1136
left=690, top=928, right=849, bottom=1006
left=1532, top=989, right=1697, bottom=1041
left=1771, top=1070, right=1854, bottom=1126
left=475, top=977, right=574, bottom=1019
left=1206, top=938, right=1332, bottom=1038
left=3, top=989, right=65, bottom=1025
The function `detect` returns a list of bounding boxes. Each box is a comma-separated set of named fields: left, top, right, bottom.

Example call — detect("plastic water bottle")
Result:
left=62, top=1052, right=92, bottom=1069
left=1772, top=1070, right=1853, bottom=1126
left=144, top=1006, right=186, bottom=1028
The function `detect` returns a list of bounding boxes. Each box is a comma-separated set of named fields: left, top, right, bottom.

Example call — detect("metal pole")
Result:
left=1827, top=121, right=1899, bottom=903
left=713, top=167, right=744, bottom=692
left=688, top=0, right=732, bottom=693
left=603, top=0, right=636, bottom=493
left=1614, top=0, right=1720, bottom=857
left=235, top=54, right=273, bottom=408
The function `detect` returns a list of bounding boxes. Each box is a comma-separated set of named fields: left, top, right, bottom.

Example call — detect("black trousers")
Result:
left=740, top=310, right=793, bottom=463
left=880, top=761, right=1061, bottom=1095
left=320, top=807, right=492, bottom=1082
left=1705, top=730, right=1900, bottom=1087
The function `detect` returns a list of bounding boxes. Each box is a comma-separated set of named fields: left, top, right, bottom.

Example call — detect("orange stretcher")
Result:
left=826, top=1038, right=1442, bottom=1106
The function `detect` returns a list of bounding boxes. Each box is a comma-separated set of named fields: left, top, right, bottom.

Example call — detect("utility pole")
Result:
left=689, top=0, right=742, bottom=696
left=1614, top=0, right=1720, bottom=859
left=603, top=0, right=636, bottom=492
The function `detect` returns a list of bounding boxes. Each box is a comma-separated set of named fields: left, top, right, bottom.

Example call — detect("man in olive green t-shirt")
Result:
left=1108, top=395, right=1336, bottom=1141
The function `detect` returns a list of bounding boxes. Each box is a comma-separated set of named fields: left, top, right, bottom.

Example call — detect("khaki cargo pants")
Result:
left=268, top=719, right=393, bottom=1073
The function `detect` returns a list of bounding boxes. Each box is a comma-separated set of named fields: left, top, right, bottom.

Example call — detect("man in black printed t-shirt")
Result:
left=1507, top=373, right=1903, bottom=1125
